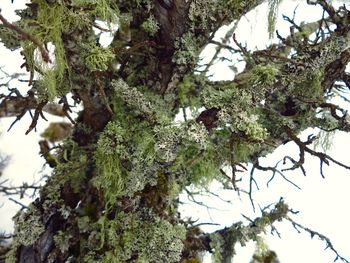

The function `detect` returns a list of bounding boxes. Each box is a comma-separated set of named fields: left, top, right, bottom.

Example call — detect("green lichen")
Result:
left=0, top=25, right=21, bottom=50
left=112, top=79, right=158, bottom=122
left=71, top=0, right=119, bottom=24
left=141, top=15, right=159, bottom=36
left=18, top=0, right=119, bottom=100
left=11, top=205, right=45, bottom=246
left=209, top=232, right=225, bottom=263
left=267, top=0, right=282, bottom=39
left=138, top=218, right=185, bottom=262
left=93, top=121, right=127, bottom=207
left=224, top=0, right=256, bottom=14
left=21, top=2, right=74, bottom=100
left=249, top=64, right=279, bottom=89
left=173, top=32, right=199, bottom=66
left=87, top=212, right=185, bottom=263
left=54, top=231, right=72, bottom=253
left=85, top=45, right=114, bottom=72
left=230, top=112, right=268, bottom=141
left=184, top=121, right=209, bottom=150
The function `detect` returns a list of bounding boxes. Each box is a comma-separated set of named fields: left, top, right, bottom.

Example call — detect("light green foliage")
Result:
left=139, top=218, right=185, bottom=262
left=17, top=0, right=119, bottom=100
left=314, top=130, right=335, bottom=153
left=21, top=1, right=73, bottom=100
left=54, top=139, right=89, bottom=193
left=202, top=85, right=268, bottom=141
left=141, top=15, right=159, bottom=36
left=85, top=45, right=114, bottom=72
left=178, top=75, right=202, bottom=109
left=224, top=0, right=257, bottom=16
left=188, top=0, right=220, bottom=31
left=188, top=0, right=255, bottom=32
left=232, top=142, right=259, bottom=163
left=294, top=69, right=322, bottom=98
left=171, top=137, right=221, bottom=186
left=116, top=13, right=132, bottom=42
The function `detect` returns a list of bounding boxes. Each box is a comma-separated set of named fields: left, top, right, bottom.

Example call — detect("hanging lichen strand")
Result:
left=2, top=0, right=350, bottom=262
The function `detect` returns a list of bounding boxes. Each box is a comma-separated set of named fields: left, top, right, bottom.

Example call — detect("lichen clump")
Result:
left=85, top=45, right=114, bottom=71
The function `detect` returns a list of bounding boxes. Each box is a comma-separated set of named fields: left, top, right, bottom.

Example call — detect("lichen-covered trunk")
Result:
left=4, top=0, right=350, bottom=262
left=3, top=1, right=266, bottom=262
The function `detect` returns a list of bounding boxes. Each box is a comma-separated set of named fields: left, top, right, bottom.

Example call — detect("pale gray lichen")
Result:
left=96, top=121, right=127, bottom=157
left=112, top=79, right=157, bottom=122
left=184, top=121, right=209, bottom=150
left=173, top=32, right=199, bottom=66
left=138, top=218, right=186, bottom=263
left=231, top=112, right=268, bottom=141
left=12, top=204, right=45, bottom=246
left=154, top=125, right=181, bottom=163
left=54, top=231, right=73, bottom=253
left=209, top=232, right=224, bottom=263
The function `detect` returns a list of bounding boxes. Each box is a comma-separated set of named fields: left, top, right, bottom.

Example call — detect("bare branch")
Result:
left=287, top=217, right=350, bottom=263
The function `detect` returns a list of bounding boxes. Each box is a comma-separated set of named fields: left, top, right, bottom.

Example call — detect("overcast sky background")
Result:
left=1, top=1, right=350, bottom=263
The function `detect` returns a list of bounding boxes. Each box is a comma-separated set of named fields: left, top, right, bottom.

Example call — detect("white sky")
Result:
left=1, top=1, right=350, bottom=263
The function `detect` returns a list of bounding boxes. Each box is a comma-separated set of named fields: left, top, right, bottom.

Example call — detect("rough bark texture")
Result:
left=1, top=0, right=350, bottom=262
